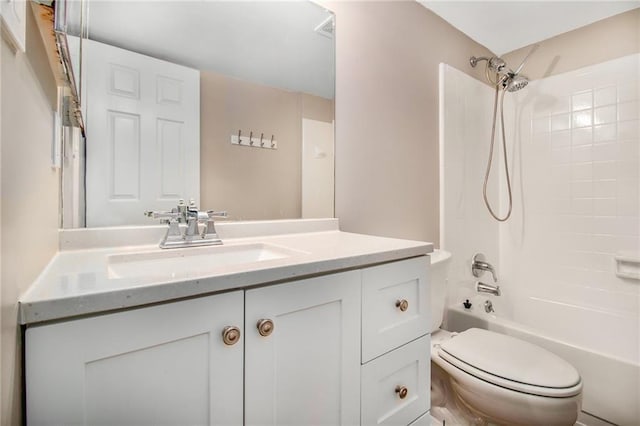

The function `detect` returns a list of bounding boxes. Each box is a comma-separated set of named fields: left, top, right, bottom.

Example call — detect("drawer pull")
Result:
left=257, top=319, right=274, bottom=337
left=395, top=385, right=408, bottom=399
left=222, top=326, right=241, bottom=346
left=395, top=299, right=409, bottom=312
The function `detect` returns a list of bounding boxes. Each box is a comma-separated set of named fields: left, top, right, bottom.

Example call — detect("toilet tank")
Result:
left=430, top=249, right=452, bottom=332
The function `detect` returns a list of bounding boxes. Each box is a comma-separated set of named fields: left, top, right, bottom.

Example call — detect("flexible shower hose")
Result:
left=483, top=79, right=513, bottom=222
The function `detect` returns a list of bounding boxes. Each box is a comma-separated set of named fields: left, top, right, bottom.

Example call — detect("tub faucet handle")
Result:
left=472, top=253, right=498, bottom=282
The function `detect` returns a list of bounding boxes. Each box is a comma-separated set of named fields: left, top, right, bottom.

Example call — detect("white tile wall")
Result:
left=441, top=55, right=639, bottom=364
left=502, top=54, right=640, bottom=363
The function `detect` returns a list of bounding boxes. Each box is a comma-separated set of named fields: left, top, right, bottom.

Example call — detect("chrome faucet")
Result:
left=471, top=253, right=498, bottom=282
left=476, top=281, right=501, bottom=296
left=145, top=199, right=228, bottom=249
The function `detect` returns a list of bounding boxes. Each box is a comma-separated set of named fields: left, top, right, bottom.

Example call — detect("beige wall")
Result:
left=200, top=71, right=333, bottom=220
left=1, top=5, right=60, bottom=425
left=323, top=1, right=493, bottom=242
left=504, top=8, right=640, bottom=80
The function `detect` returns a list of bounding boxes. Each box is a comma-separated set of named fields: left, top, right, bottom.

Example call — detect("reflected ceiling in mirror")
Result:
left=63, top=1, right=335, bottom=228
left=84, top=1, right=335, bottom=99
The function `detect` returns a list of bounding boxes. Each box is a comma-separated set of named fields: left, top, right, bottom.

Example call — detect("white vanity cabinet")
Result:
left=25, top=255, right=430, bottom=426
left=26, top=291, right=245, bottom=426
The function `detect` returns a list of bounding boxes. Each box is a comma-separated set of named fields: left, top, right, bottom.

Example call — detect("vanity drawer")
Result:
left=362, top=256, right=429, bottom=362
left=361, top=335, right=430, bottom=426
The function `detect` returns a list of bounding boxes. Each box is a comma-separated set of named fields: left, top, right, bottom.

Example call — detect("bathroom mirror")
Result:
left=62, top=1, right=335, bottom=228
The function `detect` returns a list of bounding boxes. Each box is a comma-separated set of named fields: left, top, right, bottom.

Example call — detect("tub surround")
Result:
left=440, top=55, right=640, bottom=425
left=20, top=219, right=432, bottom=325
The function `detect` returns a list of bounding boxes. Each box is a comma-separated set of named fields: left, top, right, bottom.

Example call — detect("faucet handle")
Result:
left=144, top=210, right=180, bottom=220
left=471, top=253, right=498, bottom=282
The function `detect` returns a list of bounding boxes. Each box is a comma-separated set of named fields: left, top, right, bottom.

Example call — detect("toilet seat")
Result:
left=437, top=328, right=582, bottom=398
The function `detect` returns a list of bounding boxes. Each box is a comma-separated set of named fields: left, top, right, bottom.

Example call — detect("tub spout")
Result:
left=476, top=281, right=501, bottom=296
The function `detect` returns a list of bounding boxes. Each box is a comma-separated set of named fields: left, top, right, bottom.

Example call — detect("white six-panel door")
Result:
left=26, top=292, right=244, bottom=426
left=84, top=39, right=200, bottom=227
left=245, top=271, right=361, bottom=426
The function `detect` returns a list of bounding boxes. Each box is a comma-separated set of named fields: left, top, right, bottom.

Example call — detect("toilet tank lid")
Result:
left=430, top=249, right=451, bottom=265
left=439, top=328, right=581, bottom=390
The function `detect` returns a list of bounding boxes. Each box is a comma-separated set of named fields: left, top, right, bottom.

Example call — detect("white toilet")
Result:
left=429, top=250, right=583, bottom=426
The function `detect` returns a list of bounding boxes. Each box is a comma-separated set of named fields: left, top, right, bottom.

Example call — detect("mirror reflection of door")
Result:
left=302, top=119, right=335, bottom=218
left=84, top=39, right=200, bottom=227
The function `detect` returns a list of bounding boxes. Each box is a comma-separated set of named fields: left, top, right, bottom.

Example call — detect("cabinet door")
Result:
left=26, top=291, right=244, bottom=426
left=245, top=271, right=361, bottom=426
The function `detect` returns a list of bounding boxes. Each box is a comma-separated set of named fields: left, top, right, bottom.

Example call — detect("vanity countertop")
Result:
left=20, top=221, right=432, bottom=325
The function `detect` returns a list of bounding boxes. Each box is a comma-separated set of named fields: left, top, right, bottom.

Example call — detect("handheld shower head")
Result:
left=506, top=75, right=529, bottom=92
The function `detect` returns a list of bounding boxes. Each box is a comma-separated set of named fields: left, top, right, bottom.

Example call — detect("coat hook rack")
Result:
left=230, top=129, right=277, bottom=150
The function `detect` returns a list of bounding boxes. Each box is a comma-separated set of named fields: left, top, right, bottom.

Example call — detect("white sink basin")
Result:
left=107, top=243, right=305, bottom=280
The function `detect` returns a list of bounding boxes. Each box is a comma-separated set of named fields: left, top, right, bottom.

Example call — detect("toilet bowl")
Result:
left=429, top=250, right=582, bottom=426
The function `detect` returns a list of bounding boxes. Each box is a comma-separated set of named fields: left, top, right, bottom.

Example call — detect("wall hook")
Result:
left=249, top=131, right=253, bottom=146
left=260, top=133, right=264, bottom=147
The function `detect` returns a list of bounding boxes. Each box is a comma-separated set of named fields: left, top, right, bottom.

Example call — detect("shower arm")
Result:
left=469, top=56, right=490, bottom=68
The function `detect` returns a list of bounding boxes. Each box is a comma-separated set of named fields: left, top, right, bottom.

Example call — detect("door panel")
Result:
left=85, top=39, right=200, bottom=226
left=302, top=118, right=335, bottom=218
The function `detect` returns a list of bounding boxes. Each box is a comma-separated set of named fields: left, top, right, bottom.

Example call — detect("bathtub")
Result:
left=443, top=301, right=640, bottom=426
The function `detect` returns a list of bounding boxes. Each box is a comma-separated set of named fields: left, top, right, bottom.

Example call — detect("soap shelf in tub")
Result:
left=614, top=252, right=640, bottom=280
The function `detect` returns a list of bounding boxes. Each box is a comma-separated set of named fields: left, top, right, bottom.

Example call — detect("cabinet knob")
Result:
left=395, top=385, right=408, bottom=399
left=395, top=299, right=409, bottom=312
left=257, top=319, right=274, bottom=337
left=222, top=326, right=241, bottom=346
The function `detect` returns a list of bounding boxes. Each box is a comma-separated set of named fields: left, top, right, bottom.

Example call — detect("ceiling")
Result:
left=418, top=1, right=640, bottom=55
left=82, top=1, right=335, bottom=99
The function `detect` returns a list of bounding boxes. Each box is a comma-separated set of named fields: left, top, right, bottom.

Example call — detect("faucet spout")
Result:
left=476, top=281, right=501, bottom=296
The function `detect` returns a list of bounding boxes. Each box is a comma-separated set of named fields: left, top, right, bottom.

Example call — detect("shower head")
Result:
left=506, top=75, right=529, bottom=92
